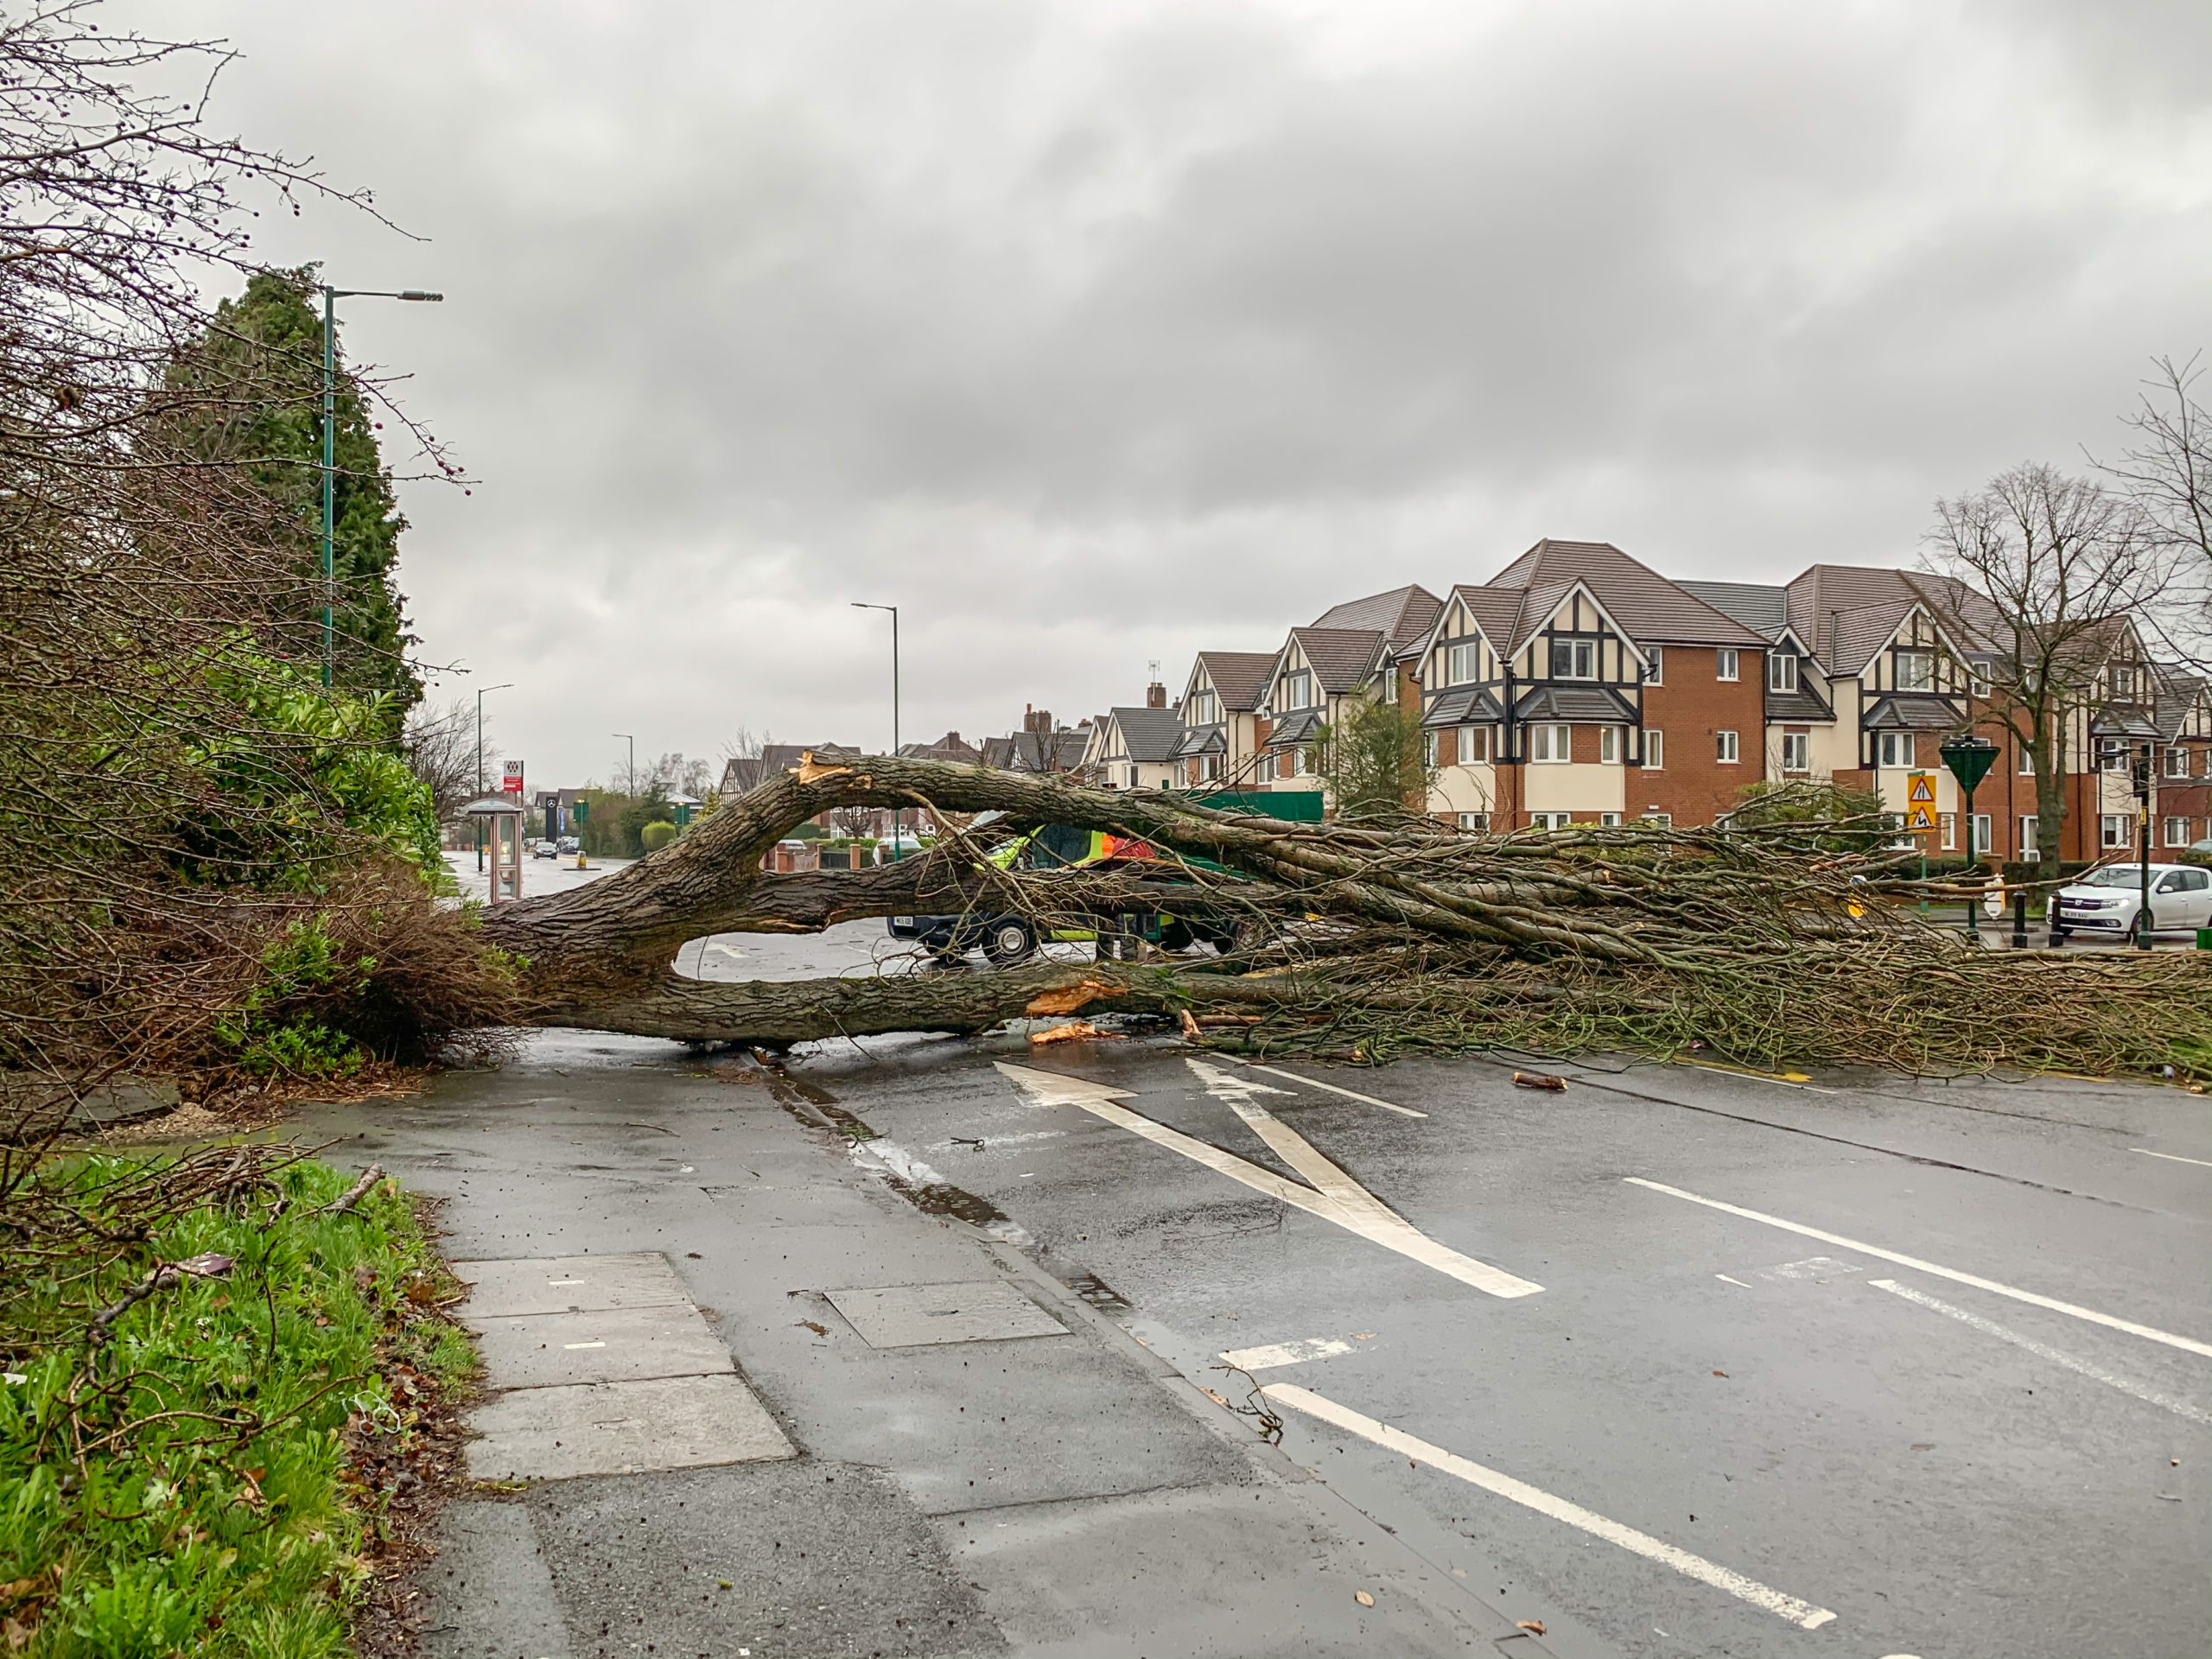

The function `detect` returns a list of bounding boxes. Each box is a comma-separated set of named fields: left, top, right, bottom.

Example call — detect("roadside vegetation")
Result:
left=0, top=1146, right=473, bottom=1656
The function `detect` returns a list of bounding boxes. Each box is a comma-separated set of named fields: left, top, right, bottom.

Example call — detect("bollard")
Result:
left=2012, top=890, right=2027, bottom=949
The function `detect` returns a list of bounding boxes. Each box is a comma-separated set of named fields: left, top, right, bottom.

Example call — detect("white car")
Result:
left=2051, top=863, right=2212, bottom=941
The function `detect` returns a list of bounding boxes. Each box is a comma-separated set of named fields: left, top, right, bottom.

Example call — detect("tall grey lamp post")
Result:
left=320, top=284, right=442, bottom=688
left=851, top=602, right=900, bottom=857
left=613, top=734, right=635, bottom=795
left=474, top=681, right=512, bottom=871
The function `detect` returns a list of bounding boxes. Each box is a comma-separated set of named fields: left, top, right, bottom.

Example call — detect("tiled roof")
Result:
left=1765, top=686, right=1836, bottom=723
left=1485, top=540, right=1769, bottom=649
left=1420, top=686, right=1507, bottom=728
left=1783, top=565, right=1997, bottom=675
left=1108, top=705, right=1186, bottom=763
left=1171, top=723, right=1227, bottom=760
left=1265, top=708, right=1325, bottom=748
left=1862, top=693, right=1965, bottom=731
left=2155, top=669, right=2206, bottom=742
left=1311, top=584, right=1443, bottom=650
left=1450, top=586, right=1531, bottom=655
left=1195, top=651, right=1279, bottom=712
left=2088, top=709, right=2161, bottom=740
left=1287, top=627, right=1389, bottom=695
left=1678, top=580, right=1789, bottom=640
left=1513, top=685, right=1641, bottom=724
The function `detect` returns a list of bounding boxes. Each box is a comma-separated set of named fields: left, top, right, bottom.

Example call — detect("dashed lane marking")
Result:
left=1264, top=1383, right=1838, bottom=1631
left=2133, top=1148, right=2212, bottom=1169
left=1626, top=1177, right=2212, bottom=1360
left=1869, top=1279, right=2212, bottom=1426
left=1218, top=1337, right=1355, bottom=1370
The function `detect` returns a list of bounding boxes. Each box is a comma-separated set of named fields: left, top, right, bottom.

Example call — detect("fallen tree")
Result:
left=479, top=754, right=2212, bottom=1078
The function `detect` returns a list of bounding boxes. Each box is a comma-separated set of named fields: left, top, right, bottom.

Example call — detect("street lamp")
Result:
left=475, top=682, right=513, bottom=872
left=2133, top=741, right=2155, bottom=950
left=852, top=602, right=901, bottom=859
left=320, top=283, right=442, bottom=689
left=1938, top=733, right=1999, bottom=942
left=613, top=734, right=635, bottom=795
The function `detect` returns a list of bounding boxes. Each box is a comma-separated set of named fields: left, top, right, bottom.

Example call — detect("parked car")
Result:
left=531, top=838, right=558, bottom=859
left=556, top=836, right=581, bottom=855
left=2050, top=863, right=2212, bottom=942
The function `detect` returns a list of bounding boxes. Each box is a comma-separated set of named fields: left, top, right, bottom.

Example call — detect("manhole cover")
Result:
left=823, top=1281, right=1067, bottom=1348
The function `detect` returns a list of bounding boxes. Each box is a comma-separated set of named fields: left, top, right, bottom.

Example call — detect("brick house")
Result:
left=1252, top=586, right=1441, bottom=800
left=1170, top=652, right=1276, bottom=788
left=1411, top=541, right=1769, bottom=830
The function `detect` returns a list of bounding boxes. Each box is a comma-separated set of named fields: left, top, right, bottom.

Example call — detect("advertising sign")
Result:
left=501, top=760, right=524, bottom=795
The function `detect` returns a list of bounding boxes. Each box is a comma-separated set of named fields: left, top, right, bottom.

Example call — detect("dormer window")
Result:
left=1895, top=650, right=1933, bottom=692
left=1446, top=640, right=1481, bottom=685
left=1549, top=639, right=1597, bottom=680
left=1768, top=653, right=1798, bottom=694
left=2112, top=665, right=2136, bottom=700
left=1187, top=690, right=1218, bottom=725
left=1280, top=670, right=1313, bottom=711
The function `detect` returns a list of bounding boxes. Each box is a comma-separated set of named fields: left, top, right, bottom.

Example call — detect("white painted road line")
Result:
left=1868, top=1279, right=2212, bottom=1427
left=2133, top=1148, right=2212, bottom=1169
left=1222, top=1055, right=1428, bottom=1117
left=995, top=1063, right=1541, bottom=1297
left=1218, top=1337, right=1355, bottom=1370
left=1625, top=1177, right=2212, bottom=1360
left=1264, top=1384, right=1838, bottom=1631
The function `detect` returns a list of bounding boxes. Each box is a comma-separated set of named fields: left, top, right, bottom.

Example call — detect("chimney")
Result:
left=1025, top=706, right=1052, bottom=734
left=1146, top=682, right=1166, bottom=709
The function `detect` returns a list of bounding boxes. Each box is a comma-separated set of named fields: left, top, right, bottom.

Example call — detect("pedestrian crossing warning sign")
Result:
left=1904, top=802, right=1936, bottom=833
left=1908, top=774, right=1936, bottom=804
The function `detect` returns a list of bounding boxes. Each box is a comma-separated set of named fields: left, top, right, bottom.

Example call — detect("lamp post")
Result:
left=2134, top=741, right=2155, bottom=950
left=320, top=284, right=442, bottom=688
left=1939, top=733, right=1999, bottom=942
left=613, top=734, right=635, bottom=795
left=851, top=602, right=900, bottom=858
left=474, top=682, right=513, bottom=872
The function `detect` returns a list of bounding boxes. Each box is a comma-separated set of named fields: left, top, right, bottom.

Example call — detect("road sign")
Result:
left=501, top=760, right=524, bottom=795
left=1904, top=802, right=1936, bottom=834
left=1907, top=774, right=1934, bottom=804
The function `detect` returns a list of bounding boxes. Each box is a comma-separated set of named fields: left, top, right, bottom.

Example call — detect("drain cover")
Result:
left=824, top=1280, right=1067, bottom=1348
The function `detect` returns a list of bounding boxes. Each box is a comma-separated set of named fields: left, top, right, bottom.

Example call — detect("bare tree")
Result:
left=404, top=697, right=492, bottom=825
left=1923, top=464, right=2170, bottom=858
left=2101, top=353, right=2211, bottom=652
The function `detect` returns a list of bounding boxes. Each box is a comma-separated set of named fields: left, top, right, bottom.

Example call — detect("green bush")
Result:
left=639, top=819, right=677, bottom=854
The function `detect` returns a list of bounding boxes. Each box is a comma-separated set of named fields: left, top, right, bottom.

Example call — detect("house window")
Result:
left=2167, top=747, right=2191, bottom=779
left=1716, top=649, right=1739, bottom=682
left=1599, top=812, right=1623, bottom=827
left=1716, top=730, right=1739, bottom=764
left=1643, top=728, right=1663, bottom=770
left=2018, top=745, right=2037, bottom=775
left=2018, top=816, right=2038, bottom=862
left=1458, top=724, right=1491, bottom=764
left=1940, top=812, right=1956, bottom=850
left=2165, top=816, right=2192, bottom=848
left=1421, top=729, right=1438, bottom=767
left=1769, top=653, right=1798, bottom=694
left=2101, top=813, right=2130, bottom=849
left=1644, top=647, right=1664, bottom=686
left=1878, top=732, right=1915, bottom=769
left=2113, top=665, right=2136, bottom=699
left=1280, top=670, right=1313, bottom=711
left=1293, top=747, right=1311, bottom=777
left=1459, top=811, right=1490, bottom=832
left=1187, top=690, right=1217, bottom=725
left=2098, top=742, right=2128, bottom=772
left=1895, top=651, right=1934, bottom=692
left=1781, top=732, right=1809, bottom=772
left=1201, top=753, right=1222, bottom=781
left=1967, top=659, right=1993, bottom=696
left=1973, top=813, right=1991, bottom=854
left=1446, top=640, right=1482, bottom=685
left=1531, top=812, right=1573, bottom=830
left=1530, top=723, right=1573, bottom=763
left=1599, top=727, right=1621, bottom=764
left=1642, top=811, right=1672, bottom=828
left=1550, top=638, right=1598, bottom=680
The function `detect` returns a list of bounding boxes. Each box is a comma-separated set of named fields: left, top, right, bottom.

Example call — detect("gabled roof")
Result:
left=1486, top=540, right=1769, bottom=648
left=1446, top=585, right=1531, bottom=656
left=1862, top=693, right=1965, bottom=732
left=1420, top=685, right=1508, bottom=728
left=2155, top=668, right=2208, bottom=743
left=1193, top=651, right=1278, bottom=712
left=1171, top=724, right=1226, bottom=760
left=1105, top=705, right=1186, bottom=764
left=1765, top=685, right=1837, bottom=723
left=1265, top=708, right=1325, bottom=748
left=1677, top=580, right=1789, bottom=640
left=1783, top=565, right=1997, bottom=676
left=1311, top=584, right=1442, bottom=651
left=1287, top=627, right=1389, bottom=696
left=1514, top=685, right=1641, bottom=725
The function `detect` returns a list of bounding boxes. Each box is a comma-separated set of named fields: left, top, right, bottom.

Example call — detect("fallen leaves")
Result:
left=1511, top=1071, right=1567, bottom=1091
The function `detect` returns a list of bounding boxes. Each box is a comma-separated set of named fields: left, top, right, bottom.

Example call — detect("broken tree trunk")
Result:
left=476, top=754, right=2212, bottom=1077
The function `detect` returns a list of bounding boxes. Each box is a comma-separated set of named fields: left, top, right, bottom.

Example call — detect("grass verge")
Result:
left=0, top=1147, right=475, bottom=1657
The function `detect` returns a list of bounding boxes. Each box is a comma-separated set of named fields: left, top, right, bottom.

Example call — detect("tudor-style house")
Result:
left=1251, top=586, right=1441, bottom=798
left=1170, top=651, right=1276, bottom=788
left=1081, top=680, right=1185, bottom=791
left=1411, top=541, right=1769, bottom=830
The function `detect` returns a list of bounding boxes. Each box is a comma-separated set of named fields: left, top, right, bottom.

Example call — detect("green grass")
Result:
left=0, top=1154, right=474, bottom=1657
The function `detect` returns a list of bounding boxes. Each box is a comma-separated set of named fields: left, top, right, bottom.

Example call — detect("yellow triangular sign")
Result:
left=1904, top=803, right=1936, bottom=832
left=1908, top=774, right=1935, bottom=803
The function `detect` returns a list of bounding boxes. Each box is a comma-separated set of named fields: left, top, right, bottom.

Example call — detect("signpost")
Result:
left=501, top=760, right=524, bottom=795
left=1938, top=735, right=1999, bottom=942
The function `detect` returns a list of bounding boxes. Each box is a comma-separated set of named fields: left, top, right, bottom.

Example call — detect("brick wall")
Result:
left=1638, top=650, right=1765, bottom=825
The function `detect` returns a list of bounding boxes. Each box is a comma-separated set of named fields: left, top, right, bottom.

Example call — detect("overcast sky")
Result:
left=166, top=0, right=2212, bottom=789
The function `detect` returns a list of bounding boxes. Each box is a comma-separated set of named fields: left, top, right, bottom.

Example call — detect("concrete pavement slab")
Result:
left=454, top=1249, right=689, bottom=1317
left=414, top=1500, right=571, bottom=1659
left=825, top=1280, right=1069, bottom=1348
left=465, top=1373, right=795, bottom=1481
left=526, top=1460, right=1002, bottom=1659
left=468, top=1302, right=734, bottom=1389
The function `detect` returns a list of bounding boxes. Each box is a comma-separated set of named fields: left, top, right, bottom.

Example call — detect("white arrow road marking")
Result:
left=994, top=1063, right=1540, bottom=1298
left=1217, top=1054, right=1428, bottom=1117
left=2133, top=1148, right=2212, bottom=1169
left=1219, top=1337, right=1354, bottom=1370
left=1626, top=1177, right=2212, bottom=1360
left=1869, top=1279, right=2212, bottom=1427
left=1264, top=1383, right=1838, bottom=1631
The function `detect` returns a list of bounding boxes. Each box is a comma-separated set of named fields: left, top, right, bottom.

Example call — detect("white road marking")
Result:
left=1218, top=1337, right=1355, bottom=1370
left=995, top=1063, right=1540, bottom=1297
left=1764, top=1255, right=1860, bottom=1282
left=563, top=1341, right=607, bottom=1350
left=547, top=1278, right=586, bottom=1286
left=2133, top=1148, right=2212, bottom=1169
left=1714, top=1274, right=1752, bottom=1288
left=1221, top=1054, right=1428, bottom=1117
left=1264, top=1384, right=1837, bottom=1630
left=1625, top=1177, right=2212, bottom=1360
left=1868, top=1279, right=2212, bottom=1427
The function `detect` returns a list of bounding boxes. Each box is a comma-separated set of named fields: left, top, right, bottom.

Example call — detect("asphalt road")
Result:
left=772, top=1035, right=2211, bottom=1659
